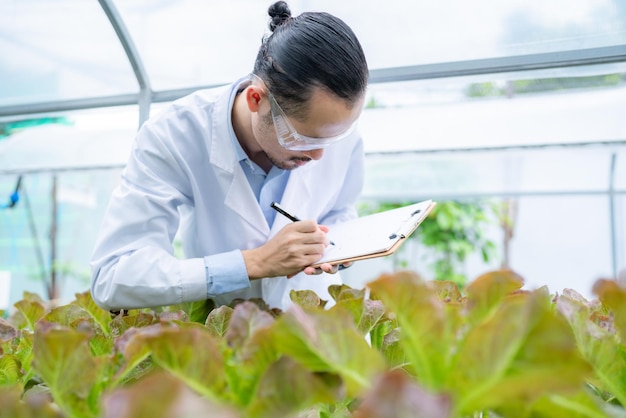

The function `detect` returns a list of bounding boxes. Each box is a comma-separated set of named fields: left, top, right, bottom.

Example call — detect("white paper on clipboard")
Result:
left=311, top=199, right=436, bottom=267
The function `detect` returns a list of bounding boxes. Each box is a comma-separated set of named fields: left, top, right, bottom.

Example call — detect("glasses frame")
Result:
left=250, top=74, right=358, bottom=151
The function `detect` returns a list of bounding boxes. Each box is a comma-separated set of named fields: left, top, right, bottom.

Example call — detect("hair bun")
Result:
left=268, top=1, right=291, bottom=32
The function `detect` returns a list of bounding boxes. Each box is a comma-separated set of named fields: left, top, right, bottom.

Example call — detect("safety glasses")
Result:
left=251, top=74, right=357, bottom=151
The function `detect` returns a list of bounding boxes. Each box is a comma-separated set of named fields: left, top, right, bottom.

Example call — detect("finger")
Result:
left=320, top=263, right=338, bottom=274
left=291, top=220, right=319, bottom=233
left=303, top=266, right=324, bottom=275
left=317, top=225, right=332, bottom=246
left=301, top=234, right=328, bottom=246
left=305, top=263, right=338, bottom=274
left=300, top=242, right=327, bottom=257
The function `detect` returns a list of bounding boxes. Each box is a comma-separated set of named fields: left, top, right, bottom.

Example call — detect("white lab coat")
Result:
left=90, top=78, right=364, bottom=311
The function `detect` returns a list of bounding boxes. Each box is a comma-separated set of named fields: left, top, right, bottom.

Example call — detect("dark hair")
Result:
left=253, top=1, right=368, bottom=118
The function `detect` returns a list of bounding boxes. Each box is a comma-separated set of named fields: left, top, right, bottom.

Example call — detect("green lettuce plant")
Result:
left=1, top=270, right=625, bottom=417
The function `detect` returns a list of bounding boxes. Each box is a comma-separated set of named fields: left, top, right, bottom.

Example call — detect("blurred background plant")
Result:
left=359, top=200, right=502, bottom=287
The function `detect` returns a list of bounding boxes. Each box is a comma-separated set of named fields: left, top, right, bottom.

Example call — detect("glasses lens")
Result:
left=269, top=94, right=357, bottom=151
left=269, top=95, right=298, bottom=146
left=280, top=123, right=357, bottom=151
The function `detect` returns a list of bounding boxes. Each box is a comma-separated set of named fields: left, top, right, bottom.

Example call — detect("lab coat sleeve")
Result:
left=204, top=251, right=250, bottom=296
left=90, top=123, right=232, bottom=311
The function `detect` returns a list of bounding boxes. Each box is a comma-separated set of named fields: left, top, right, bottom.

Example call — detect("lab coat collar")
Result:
left=210, top=77, right=269, bottom=236
left=210, top=76, right=250, bottom=173
left=208, top=77, right=319, bottom=238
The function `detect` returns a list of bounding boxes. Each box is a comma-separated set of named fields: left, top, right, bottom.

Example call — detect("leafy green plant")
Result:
left=1, top=271, right=625, bottom=417
left=418, top=200, right=497, bottom=285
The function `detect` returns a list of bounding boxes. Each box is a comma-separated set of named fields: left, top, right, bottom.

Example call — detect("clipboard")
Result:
left=311, top=199, right=436, bottom=267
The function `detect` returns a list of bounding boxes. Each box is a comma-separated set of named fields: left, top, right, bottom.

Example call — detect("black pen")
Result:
left=270, top=201, right=335, bottom=246
left=270, top=201, right=301, bottom=222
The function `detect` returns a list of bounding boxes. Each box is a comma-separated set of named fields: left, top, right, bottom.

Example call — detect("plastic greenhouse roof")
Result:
left=1, top=0, right=625, bottom=113
left=360, top=85, right=626, bottom=153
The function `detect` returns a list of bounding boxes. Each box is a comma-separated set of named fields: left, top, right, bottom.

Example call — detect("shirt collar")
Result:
left=226, top=77, right=253, bottom=164
left=227, top=77, right=288, bottom=177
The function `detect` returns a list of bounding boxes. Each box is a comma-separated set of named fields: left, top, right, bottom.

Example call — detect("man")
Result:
left=90, top=1, right=368, bottom=311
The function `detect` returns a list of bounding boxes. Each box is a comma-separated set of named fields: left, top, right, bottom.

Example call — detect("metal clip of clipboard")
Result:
left=388, top=208, right=422, bottom=240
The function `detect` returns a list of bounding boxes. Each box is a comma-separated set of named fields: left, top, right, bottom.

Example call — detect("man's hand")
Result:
left=242, top=220, right=330, bottom=279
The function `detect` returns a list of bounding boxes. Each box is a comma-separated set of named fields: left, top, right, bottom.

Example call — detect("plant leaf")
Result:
left=0, top=354, right=21, bottom=385
left=101, top=371, right=240, bottom=418
left=166, top=299, right=216, bottom=324
left=494, top=389, right=609, bottom=418
left=245, top=356, right=342, bottom=418
left=158, top=310, right=189, bottom=322
left=0, top=318, right=18, bottom=343
left=74, top=291, right=113, bottom=335
left=11, top=331, right=34, bottom=382
left=22, top=291, right=46, bottom=304
left=379, top=328, right=409, bottom=370
left=90, top=333, right=115, bottom=357
left=223, top=302, right=279, bottom=406
left=32, top=321, right=104, bottom=417
left=431, top=280, right=464, bottom=303
left=205, top=305, right=233, bottom=337
left=354, top=369, right=451, bottom=418
left=14, top=299, right=46, bottom=330
left=367, top=271, right=454, bottom=390
left=451, top=287, right=592, bottom=414
left=42, top=303, right=92, bottom=327
left=464, top=269, right=524, bottom=325
left=0, top=385, right=25, bottom=418
left=328, top=284, right=353, bottom=302
left=112, top=324, right=164, bottom=386
left=290, top=289, right=324, bottom=309
left=329, top=288, right=365, bottom=327
left=109, top=312, right=156, bottom=337
left=330, top=288, right=387, bottom=337
left=356, top=299, right=387, bottom=337
left=20, top=384, right=65, bottom=418
left=272, top=304, right=385, bottom=397
left=145, top=326, right=228, bottom=402
left=225, top=301, right=275, bottom=352
left=557, top=288, right=626, bottom=407
left=592, top=279, right=626, bottom=342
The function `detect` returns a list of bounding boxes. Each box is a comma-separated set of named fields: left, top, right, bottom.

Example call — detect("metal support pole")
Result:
left=609, top=152, right=618, bottom=279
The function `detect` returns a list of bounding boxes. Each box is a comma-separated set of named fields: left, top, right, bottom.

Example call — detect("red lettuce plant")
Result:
left=0, top=270, right=624, bottom=417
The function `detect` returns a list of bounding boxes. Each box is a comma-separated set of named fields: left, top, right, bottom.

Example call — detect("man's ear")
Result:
left=245, top=86, right=264, bottom=112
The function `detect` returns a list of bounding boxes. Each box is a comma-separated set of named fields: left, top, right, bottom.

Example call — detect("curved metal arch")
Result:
left=97, top=0, right=152, bottom=127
